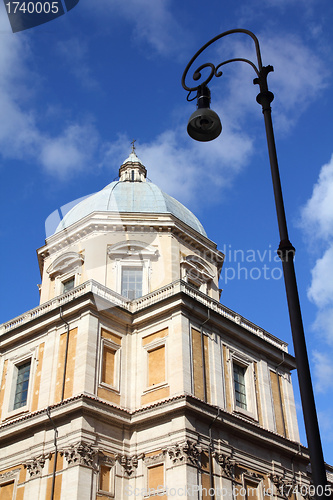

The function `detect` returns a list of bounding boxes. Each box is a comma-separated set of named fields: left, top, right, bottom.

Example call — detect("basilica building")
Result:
left=0, top=151, right=327, bottom=499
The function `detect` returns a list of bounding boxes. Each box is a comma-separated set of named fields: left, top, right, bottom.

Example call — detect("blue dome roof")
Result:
left=55, top=154, right=206, bottom=237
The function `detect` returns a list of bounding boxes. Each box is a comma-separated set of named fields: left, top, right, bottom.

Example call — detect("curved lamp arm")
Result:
left=182, top=29, right=266, bottom=93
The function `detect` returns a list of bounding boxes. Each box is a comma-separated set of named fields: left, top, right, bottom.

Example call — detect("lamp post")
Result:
left=182, top=29, right=329, bottom=499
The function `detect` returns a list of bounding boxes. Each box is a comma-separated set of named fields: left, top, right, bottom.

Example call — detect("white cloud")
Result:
left=300, top=155, right=333, bottom=387
left=317, top=409, right=333, bottom=443
left=308, top=246, right=333, bottom=308
left=40, top=123, right=99, bottom=178
left=313, top=351, right=333, bottom=393
left=0, top=4, right=100, bottom=178
left=101, top=125, right=253, bottom=208
left=300, top=155, right=333, bottom=241
left=206, top=32, right=329, bottom=133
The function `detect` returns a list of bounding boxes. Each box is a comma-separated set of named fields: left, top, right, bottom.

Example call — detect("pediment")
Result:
left=47, top=252, right=84, bottom=277
left=107, top=240, right=159, bottom=259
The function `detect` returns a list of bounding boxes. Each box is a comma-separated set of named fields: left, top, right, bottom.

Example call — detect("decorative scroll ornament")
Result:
left=213, top=453, right=235, bottom=478
left=24, top=455, right=47, bottom=477
left=167, top=440, right=201, bottom=466
left=61, top=441, right=98, bottom=468
left=116, top=454, right=144, bottom=476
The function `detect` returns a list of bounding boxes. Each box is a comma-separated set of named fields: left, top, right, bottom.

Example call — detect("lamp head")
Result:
left=187, top=85, right=222, bottom=142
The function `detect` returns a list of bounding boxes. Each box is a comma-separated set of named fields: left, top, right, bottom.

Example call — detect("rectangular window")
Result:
left=147, top=464, right=164, bottom=492
left=121, top=267, right=142, bottom=299
left=62, top=276, right=75, bottom=293
left=102, top=346, right=116, bottom=387
left=0, top=481, right=14, bottom=498
left=99, top=465, right=111, bottom=492
left=14, top=360, right=31, bottom=409
left=233, top=363, right=247, bottom=410
left=191, top=328, right=210, bottom=402
left=148, top=345, right=165, bottom=387
left=270, top=370, right=287, bottom=436
left=245, top=481, right=259, bottom=500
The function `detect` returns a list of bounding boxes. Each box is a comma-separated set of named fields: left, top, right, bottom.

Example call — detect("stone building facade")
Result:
left=0, top=152, right=328, bottom=499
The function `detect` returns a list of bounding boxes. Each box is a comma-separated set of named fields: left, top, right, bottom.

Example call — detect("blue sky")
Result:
left=1, top=0, right=333, bottom=466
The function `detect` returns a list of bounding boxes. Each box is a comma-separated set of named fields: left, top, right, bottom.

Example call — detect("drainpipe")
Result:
left=208, top=408, right=220, bottom=499
left=47, top=407, right=58, bottom=500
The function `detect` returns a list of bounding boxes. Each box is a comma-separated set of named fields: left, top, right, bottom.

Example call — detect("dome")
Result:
left=55, top=152, right=207, bottom=237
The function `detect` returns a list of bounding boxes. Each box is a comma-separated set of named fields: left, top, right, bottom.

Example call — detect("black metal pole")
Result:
left=182, top=30, right=329, bottom=498
left=257, top=86, right=328, bottom=500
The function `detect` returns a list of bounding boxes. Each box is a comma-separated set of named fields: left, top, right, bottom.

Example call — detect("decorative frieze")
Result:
left=213, top=453, right=235, bottom=478
left=0, top=468, right=21, bottom=481
left=143, top=451, right=166, bottom=467
left=24, top=455, right=47, bottom=477
left=61, top=441, right=98, bottom=468
left=167, top=440, right=201, bottom=466
left=116, top=454, right=144, bottom=476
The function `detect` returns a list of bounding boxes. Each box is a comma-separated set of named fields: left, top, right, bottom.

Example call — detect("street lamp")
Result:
left=182, top=29, right=329, bottom=499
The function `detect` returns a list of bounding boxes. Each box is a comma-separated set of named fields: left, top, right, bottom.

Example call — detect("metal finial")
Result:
left=131, top=139, right=136, bottom=154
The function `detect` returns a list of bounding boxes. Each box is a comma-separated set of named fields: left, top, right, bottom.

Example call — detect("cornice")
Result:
left=0, top=393, right=309, bottom=463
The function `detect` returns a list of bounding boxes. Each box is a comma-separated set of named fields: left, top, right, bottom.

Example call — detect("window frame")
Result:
left=47, top=251, right=84, bottom=296
left=108, top=240, right=159, bottom=299
left=13, top=359, right=32, bottom=410
left=99, top=338, right=121, bottom=393
left=98, top=463, right=115, bottom=497
left=142, top=337, right=168, bottom=393
left=233, top=362, right=247, bottom=411
left=230, top=352, right=258, bottom=420
left=3, top=350, right=37, bottom=419
left=145, top=462, right=166, bottom=497
left=121, top=265, right=144, bottom=300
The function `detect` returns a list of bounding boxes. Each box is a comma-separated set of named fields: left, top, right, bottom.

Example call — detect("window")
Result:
left=102, top=346, right=117, bottom=387
left=99, top=329, right=122, bottom=394
left=14, top=360, right=31, bottom=410
left=62, top=276, right=75, bottom=293
left=147, top=464, right=164, bottom=495
left=270, top=370, right=287, bottom=437
left=99, top=464, right=114, bottom=495
left=0, top=481, right=14, bottom=498
left=121, top=267, right=143, bottom=299
left=108, top=240, right=159, bottom=298
left=148, top=345, right=165, bottom=387
left=233, top=363, right=247, bottom=410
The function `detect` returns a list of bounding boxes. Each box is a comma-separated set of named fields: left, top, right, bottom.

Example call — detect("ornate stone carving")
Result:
left=0, top=468, right=20, bottom=481
left=24, top=455, right=47, bottom=477
left=98, top=452, right=116, bottom=467
left=61, top=442, right=97, bottom=468
left=167, top=440, right=201, bottom=466
left=116, top=454, right=144, bottom=476
left=143, top=451, right=166, bottom=467
left=213, top=453, right=235, bottom=478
